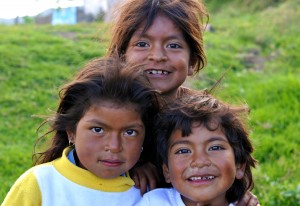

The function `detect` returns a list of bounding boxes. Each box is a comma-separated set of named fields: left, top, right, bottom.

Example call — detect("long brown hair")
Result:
left=33, top=57, right=161, bottom=165
left=108, top=0, right=209, bottom=74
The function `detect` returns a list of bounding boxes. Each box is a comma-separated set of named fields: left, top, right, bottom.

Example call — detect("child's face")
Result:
left=125, top=12, right=193, bottom=100
left=69, top=101, right=145, bottom=179
left=163, top=124, right=244, bottom=205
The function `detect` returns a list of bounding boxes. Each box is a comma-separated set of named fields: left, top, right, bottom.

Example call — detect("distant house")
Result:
left=35, top=6, right=94, bottom=25
left=35, top=0, right=99, bottom=25
left=36, top=0, right=125, bottom=25
left=0, top=0, right=124, bottom=25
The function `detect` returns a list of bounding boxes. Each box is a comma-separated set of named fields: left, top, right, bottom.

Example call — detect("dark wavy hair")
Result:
left=155, top=93, right=257, bottom=203
left=108, top=0, right=208, bottom=74
left=33, top=57, right=161, bottom=165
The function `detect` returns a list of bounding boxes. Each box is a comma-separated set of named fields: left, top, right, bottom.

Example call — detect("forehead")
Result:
left=135, top=12, right=182, bottom=36
left=82, top=102, right=143, bottom=127
left=90, top=99, right=140, bottom=113
left=168, top=122, right=226, bottom=143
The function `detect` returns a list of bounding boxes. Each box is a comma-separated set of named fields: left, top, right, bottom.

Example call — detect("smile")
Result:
left=145, top=69, right=170, bottom=75
left=188, top=176, right=215, bottom=181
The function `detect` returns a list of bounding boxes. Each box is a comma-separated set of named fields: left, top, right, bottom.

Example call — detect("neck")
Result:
left=161, top=88, right=183, bottom=103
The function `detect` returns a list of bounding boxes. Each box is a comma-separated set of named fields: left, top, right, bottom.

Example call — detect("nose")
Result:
left=190, top=150, right=212, bottom=168
left=104, top=133, right=122, bottom=153
left=148, top=44, right=167, bottom=62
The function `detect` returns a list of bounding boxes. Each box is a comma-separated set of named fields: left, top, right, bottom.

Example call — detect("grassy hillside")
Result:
left=196, top=0, right=300, bottom=204
left=0, top=23, right=109, bottom=199
left=0, top=0, right=299, bottom=205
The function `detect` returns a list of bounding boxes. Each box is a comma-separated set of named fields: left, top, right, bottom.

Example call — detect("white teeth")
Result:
left=146, top=70, right=169, bottom=75
left=189, top=176, right=215, bottom=181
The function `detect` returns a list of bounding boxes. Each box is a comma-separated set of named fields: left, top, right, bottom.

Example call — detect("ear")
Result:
left=188, top=65, right=194, bottom=76
left=236, top=164, right=246, bottom=179
left=67, top=130, right=75, bottom=143
left=188, top=54, right=197, bottom=76
left=162, top=163, right=171, bottom=183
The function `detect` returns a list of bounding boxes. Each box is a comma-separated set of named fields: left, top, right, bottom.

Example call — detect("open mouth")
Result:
left=188, top=176, right=216, bottom=181
left=145, top=69, right=170, bottom=75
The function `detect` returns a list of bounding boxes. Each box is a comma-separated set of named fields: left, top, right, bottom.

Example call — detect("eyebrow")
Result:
left=169, top=140, right=191, bottom=150
left=133, top=29, right=185, bottom=41
left=86, top=119, right=144, bottom=129
left=207, top=136, right=229, bottom=143
left=169, top=136, right=229, bottom=149
left=146, top=34, right=185, bottom=41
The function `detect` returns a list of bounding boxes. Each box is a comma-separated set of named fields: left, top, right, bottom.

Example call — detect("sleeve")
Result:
left=135, top=193, right=151, bottom=206
left=1, top=168, right=42, bottom=206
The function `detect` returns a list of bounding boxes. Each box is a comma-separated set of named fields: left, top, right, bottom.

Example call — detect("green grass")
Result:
left=193, top=0, right=300, bottom=204
left=1, top=1, right=299, bottom=205
left=0, top=23, right=109, bottom=200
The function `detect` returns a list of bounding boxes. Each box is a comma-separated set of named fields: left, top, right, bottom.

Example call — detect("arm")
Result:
left=2, top=169, right=42, bottom=206
left=130, top=162, right=160, bottom=195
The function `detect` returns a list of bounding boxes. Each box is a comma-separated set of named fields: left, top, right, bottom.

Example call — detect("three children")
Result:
left=3, top=0, right=259, bottom=205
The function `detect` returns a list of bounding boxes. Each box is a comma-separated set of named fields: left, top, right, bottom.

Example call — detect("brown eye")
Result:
left=92, top=127, right=103, bottom=133
left=124, top=129, right=137, bottom=137
left=209, top=146, right=224, bottom=151
left=175, top=148, right=191, bottom=154
left=167, top=43, right=181, bottom=49
left=136, top=41, right=149, bottom=47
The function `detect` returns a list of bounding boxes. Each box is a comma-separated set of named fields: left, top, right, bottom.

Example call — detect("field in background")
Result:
left=0, top=0, right=299, bottom=205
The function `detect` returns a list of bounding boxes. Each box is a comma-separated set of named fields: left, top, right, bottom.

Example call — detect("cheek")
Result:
left=76, top=136, right=99, bottom=150
left=76, top=135, right=100, bottom=150
left=125, top=51, right=142, bottom=64
left=217, top=154, right=237, bottom=176
left=173, top=58, right=191, bottom=76
left=126, top=139, right=144, bottom=158
left=168, top=156, right=186, bottom=179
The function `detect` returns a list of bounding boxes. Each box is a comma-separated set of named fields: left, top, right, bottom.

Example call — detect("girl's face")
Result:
left=125, top=12, right=193, bottom=100
left=69, top=101, right=145, bottom=179
left=163, top=124, right=245, bottom=206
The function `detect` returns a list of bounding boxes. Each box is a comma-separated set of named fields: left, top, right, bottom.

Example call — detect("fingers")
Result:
left=248, top=193, right=259, bottom=206
left=137, top=172, right=148, bottom=195
left=146, top=162, right=159, bottom=190
left=131, top=174, right=140, bottom=188
left=147, top=170, right=158, bottom=190
left=236, top=191, right=260, bottom=206
left=130, top=162, right=160, bottom=195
